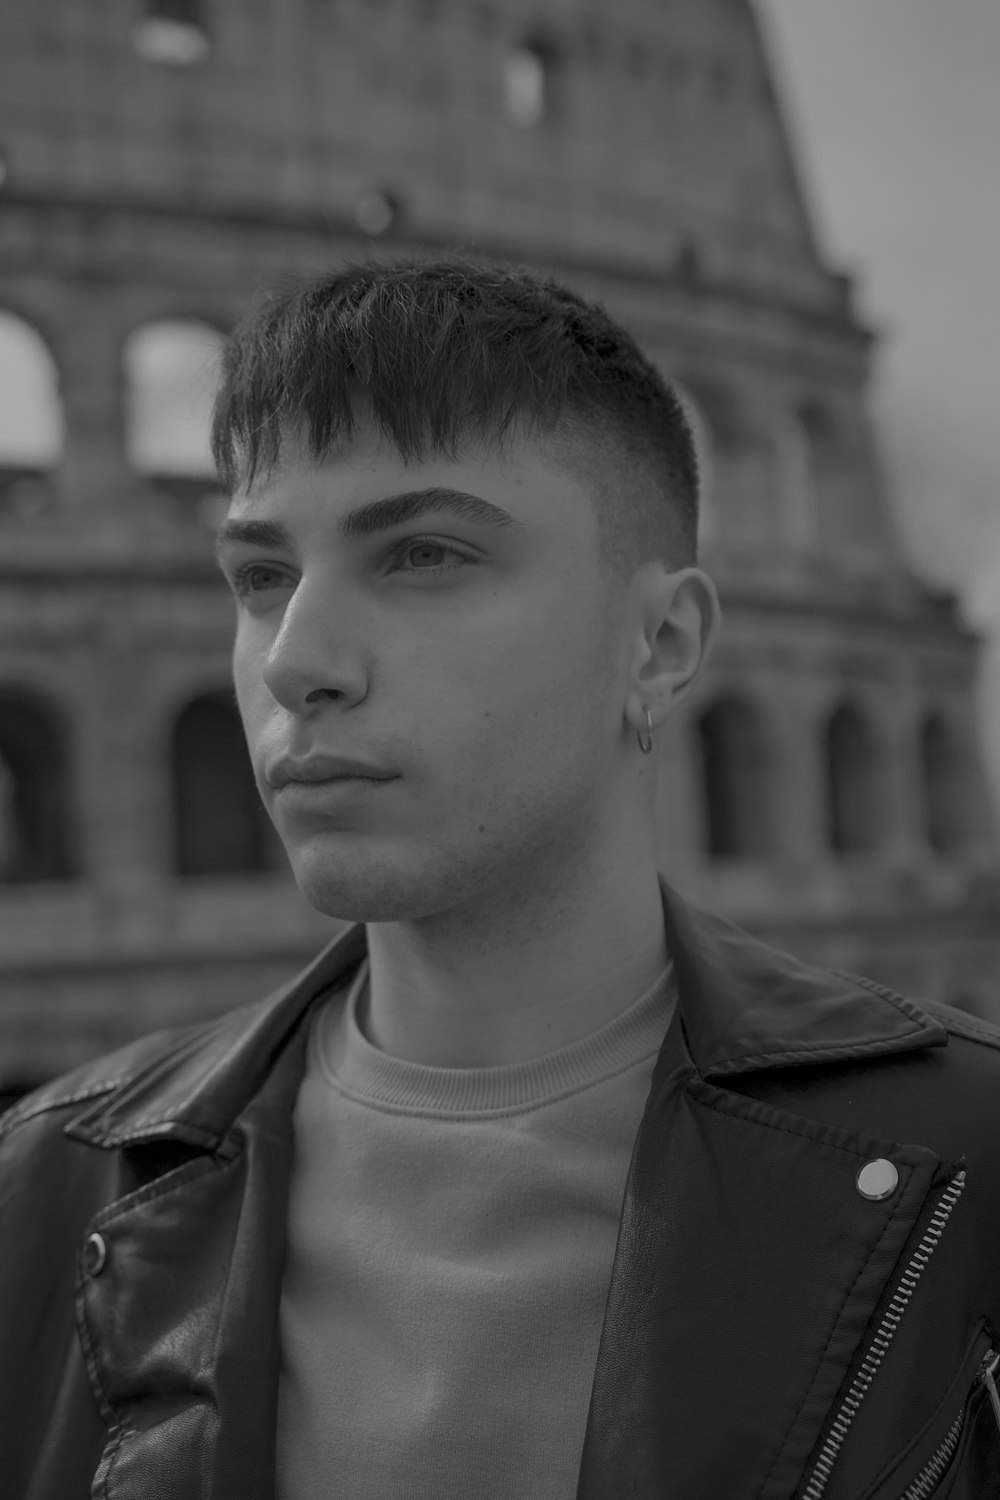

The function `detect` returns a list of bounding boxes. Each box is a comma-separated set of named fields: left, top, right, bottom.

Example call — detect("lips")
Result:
left=266, top=755, right=396, bottom=790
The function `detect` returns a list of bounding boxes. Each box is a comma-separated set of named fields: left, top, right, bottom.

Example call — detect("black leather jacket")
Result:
left=2, top=878, right=1000, bottom=1498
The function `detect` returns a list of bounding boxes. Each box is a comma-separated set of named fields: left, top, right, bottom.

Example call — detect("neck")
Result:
left=362, top=849, right=669, bottom=1069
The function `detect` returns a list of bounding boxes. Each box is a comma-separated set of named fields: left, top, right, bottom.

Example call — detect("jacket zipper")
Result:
left=983, top=1349, right=1000, bottom=1430
left=900, top=1350, right=1000, bottom=1500
left=800, top=1170, right=967, bottom=1500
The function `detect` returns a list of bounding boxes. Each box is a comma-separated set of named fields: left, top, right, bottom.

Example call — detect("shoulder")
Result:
left=820, top=983, right=1000, bottom=1169
left=0, top=1003, right=255, bottom=1144
left=911, top=993, right=1000, bottom=1113
left=0, top=925, right=364, bottom=1157
left=917, top=995, right=1000, bottom=1055
left=818, top=971, right=1000, bottom=1124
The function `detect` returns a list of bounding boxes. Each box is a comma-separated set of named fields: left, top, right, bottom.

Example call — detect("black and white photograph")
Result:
left=1, top=1, right=999, bottom=1495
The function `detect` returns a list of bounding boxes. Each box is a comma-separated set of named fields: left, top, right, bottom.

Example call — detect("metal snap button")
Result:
left=83, top=1231, right=107, bottom=1277
left=856, top=1158, right=899, bottom=1201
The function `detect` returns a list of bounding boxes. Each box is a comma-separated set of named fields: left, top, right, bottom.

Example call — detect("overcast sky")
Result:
left=758, top=0, right=1000, bottom=800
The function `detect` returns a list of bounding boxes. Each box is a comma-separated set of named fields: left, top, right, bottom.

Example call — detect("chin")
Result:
left=289, top=842, right=464, bottom=924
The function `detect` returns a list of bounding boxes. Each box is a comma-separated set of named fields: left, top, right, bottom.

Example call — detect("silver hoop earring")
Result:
left=637, top=705, right=654, bottom=755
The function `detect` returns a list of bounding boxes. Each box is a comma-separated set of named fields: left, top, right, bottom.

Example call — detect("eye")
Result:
left=389, top=538, right=473, bottom=575
left=228, top=562, right=293, bottom=598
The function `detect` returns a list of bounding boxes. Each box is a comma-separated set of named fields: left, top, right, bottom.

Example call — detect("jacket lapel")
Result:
left=657, top=879, right=946, bottom=1080
left=577, top=881, right=951, bottom=1499
left=66, top=921, right=368, bottom=1154
left=78, top=1059, right=303, bottom=1499
left=66, top=924, right=368, bottom=1499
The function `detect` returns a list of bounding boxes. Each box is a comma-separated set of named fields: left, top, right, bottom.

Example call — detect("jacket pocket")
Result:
left=861, top=1325, right=999, bottom=1500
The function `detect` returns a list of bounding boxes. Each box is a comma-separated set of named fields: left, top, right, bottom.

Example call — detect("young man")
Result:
left=2, top=259, right=999, bottom=1499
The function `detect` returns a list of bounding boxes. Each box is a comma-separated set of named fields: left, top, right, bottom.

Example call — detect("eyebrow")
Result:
left=214, top=486, right=522, bottom=560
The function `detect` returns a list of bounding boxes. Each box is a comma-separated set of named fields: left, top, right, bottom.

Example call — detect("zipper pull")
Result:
left=980, top=1350, right=1000, bottom=1434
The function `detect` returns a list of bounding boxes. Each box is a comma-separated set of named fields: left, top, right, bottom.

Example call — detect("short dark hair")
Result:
left=210, top=256, right=700, bottom=575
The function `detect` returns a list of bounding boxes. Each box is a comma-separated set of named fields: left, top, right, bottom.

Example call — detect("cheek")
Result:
left=231, top=650, right=256, bottom=719
left=420, top=588, right=614, bottom=762
left=489, top=581, right=615, bottom=700
left=231, top=643, right=272, bottom=744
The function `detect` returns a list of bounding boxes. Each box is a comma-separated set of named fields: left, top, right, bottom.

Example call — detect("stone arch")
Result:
left=797, top=398, right=840, bottom=457
left=0, top=310, right=65, bottom=509
left=919, top=710, right=970, bottom=853
left=777, top=396, right=858, bottom=554
left=695, top=694, right=776, bottom=857
left=131, top=1, right=212, bottom=67
left=824, top=699, right=887, bottom=853
left=504, top=28, right=560, bottom=127
left=122, top=318, right=225, bottom=500
left=170, top=689, right=284, bottom=876
left=0, top=684, right=78, bottom=881
left=775, top=404, right=819, bottom=550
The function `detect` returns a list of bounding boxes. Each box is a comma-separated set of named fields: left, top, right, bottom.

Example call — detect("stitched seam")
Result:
left=76, top=1155, right=234, bottom=1492
left=0, top=1077, right=129, bottom=1136
left=710, top=1028, right=926, bottom=1072
left=935, top=1016, right=1000, bottom=1049
left=91, top=1154, right=222, bottom=1228
left=93, top=1107, right=221, bottom=1132
left=75, top=1245, right=124, bottom=1500
left=757, top=1194, right=908, bottom=1498
left=843, top=972, right=1000, bottom=1047
left=74, top=1152, right=239, bottom=1493
left=85, top=1120, right=223, bottom=1149
left=825, top=970, right=913, bottom=1010
left=683, top=1085, right=916, bottom=1500
left=687, top=1079, right=911, bottom=1164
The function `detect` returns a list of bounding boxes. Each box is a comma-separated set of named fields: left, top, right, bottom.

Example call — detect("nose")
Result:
left=259, top=578, right=369, bottom=712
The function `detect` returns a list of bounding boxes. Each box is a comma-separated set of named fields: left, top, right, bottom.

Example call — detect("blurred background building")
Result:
left=1, top=0, right=999, bottom=1107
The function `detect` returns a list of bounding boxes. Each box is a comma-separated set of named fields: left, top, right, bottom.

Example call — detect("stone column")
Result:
left=768, top=673, right=827, bottom=867
left=52, top=281, right=138, bottom=519
left=879, top=665, right=927, bottom=869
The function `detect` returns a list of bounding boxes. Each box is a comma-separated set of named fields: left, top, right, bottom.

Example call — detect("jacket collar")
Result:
left=66, top=875, right=947, bottom=1152
left=658, top=879, right=946, bottom=1077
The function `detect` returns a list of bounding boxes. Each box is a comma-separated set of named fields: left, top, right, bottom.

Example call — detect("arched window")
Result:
left=0, top=311, right=64, bottom=510
left=824, top=701, right=885, bottom=853
left=504, top=35, right=558, bottom=127
left=0, top=685, right=78, bottom=882
left=777, top=397, right=851, bottom=554
left=775, top=400, right=829, bottom=551
left=132, top=0, right=211, bottom=67
left=171, top=691, right=285, bottom=876
left=695, top=696, right=775, bottom=857
left=123, top=319, right=224, bottom=502
left=353, top=189, right=402, bottom=237
left=920, top=711, right=968, bottom=853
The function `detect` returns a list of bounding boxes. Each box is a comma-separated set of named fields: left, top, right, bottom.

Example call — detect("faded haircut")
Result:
left=210, top=257, right=700, bottom=576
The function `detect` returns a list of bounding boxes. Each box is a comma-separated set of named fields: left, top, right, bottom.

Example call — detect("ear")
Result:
left=624, top=566, right=721, bottom=739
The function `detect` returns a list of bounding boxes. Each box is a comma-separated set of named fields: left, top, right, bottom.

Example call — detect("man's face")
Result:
left=216, top=424, right=636, bottom=922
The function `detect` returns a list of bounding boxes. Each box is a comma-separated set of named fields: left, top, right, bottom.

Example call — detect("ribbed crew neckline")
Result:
left=312, top=958, right=676, bottom=1118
